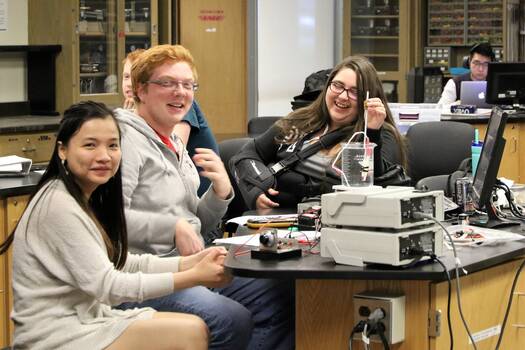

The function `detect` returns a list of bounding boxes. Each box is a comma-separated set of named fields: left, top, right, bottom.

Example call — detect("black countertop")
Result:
left=441, top=110, right=525, bottom=123
left=225, top=235, right=525, bottom=281
left=0, top=172, right=42, bottom=197
left=0, top=115, right=61, bottom=133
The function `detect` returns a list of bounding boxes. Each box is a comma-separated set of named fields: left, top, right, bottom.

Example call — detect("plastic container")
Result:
left=471, top=141, right=483, bottom=177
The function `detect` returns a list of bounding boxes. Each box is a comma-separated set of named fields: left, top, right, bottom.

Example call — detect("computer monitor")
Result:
left=470, top=106, right=516, bottom=228
left=486, top=62, right=525, bottom=106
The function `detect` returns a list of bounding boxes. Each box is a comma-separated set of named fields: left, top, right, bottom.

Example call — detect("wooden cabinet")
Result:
left=28, top=0, right=158, bottom=113
left=0, top=195, right=29, bottom=348
left=431, top=259, right=525, bottom=349
left=0, top=131, right=56, bottom=164
left=296, top=258, right=525, bottom=349
left=343, top=0, right=424, bottom=102
left=474, top=121, right=521, bottom=182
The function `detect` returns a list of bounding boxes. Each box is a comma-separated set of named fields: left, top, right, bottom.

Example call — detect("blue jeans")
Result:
left=213, top=277, right=294, bottom=350
left=117, top=276, right=294, bottom=350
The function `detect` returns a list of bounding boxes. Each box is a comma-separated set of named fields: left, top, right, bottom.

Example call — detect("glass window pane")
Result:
left=79, top=0, right=118, bottom=95
left=125, top=0, right=152, bottom=54
left=351, top=0, right=400, bottom=72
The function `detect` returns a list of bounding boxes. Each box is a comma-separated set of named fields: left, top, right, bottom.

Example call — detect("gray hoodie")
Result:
left=115, top=108, right=232, bottom=255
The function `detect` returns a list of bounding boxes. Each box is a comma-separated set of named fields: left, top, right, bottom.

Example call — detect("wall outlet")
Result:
left=353, top=290, right=405, bottom=344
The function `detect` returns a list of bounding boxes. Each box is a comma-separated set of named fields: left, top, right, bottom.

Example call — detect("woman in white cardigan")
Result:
left=0, top=101, right=231, bottom=350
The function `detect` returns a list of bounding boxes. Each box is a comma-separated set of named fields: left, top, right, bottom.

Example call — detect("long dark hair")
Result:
left=0, top=101, right=128, bottom=269
left=275, top=55, right=407, bottom=166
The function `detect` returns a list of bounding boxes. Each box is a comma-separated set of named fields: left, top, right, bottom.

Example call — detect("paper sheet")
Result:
left=226, top=214, right=298, bottom=226
left=0, top=155, right=32, bottom=175
left=214, top=229, right=319, bottom=247
left=446, top=224, right=525, bottom=247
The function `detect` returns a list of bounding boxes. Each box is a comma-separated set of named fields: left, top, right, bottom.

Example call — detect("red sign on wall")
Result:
left=199, top=9, right=225, bottom=21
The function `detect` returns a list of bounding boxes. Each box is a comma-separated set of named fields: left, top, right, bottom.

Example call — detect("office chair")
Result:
left=247, top=116, right=282, bottom=137
left=406, top=121, right=474, bottom=184
left=218, top=137, right=252, bottom=220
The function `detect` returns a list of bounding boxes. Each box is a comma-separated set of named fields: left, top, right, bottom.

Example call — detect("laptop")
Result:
left=460, top=81, right=492, bottom=108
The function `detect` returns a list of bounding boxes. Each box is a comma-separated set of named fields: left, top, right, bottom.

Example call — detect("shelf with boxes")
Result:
left=428, top=0, right=504, bottom=47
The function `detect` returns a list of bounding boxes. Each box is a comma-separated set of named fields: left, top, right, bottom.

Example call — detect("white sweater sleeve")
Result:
left=123, top=253, right=181, bottom=274
left=438, top=79, right=458, bottom=105
left=29, top=187, right=175, bottom=306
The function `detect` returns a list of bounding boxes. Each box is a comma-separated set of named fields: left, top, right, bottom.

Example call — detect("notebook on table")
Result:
left=460, top=81, right=492, bottom=109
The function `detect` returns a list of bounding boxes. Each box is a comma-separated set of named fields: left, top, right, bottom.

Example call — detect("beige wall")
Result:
left=0, top=0, right=28, bottom=103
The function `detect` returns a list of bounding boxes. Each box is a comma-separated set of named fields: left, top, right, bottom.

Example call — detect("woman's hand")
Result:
left=192, top=148, right=232, bottom=200
left=123, top=97, right=135, bottom=111
left=190, top=247, right=231, bottom=288
left=255, top=188, right=280, bottom=209
left=179, top=246, right=227, bottom=272
left=365, top=97, right=386, bottom=130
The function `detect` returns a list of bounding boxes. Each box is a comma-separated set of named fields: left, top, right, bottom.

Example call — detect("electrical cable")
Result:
left=374, top=322, right=390, bottom=350
left=494, top=257, right=525, bottom=350
left=348, top=320, right=366, bottom=350
left=412, top=212, right=478, bottom=350
left=431, top=254, right=454, bottom=350
left=348, top=308, right=390, bottom=350
left=405, top=248, right=454, bottom=350
left=494, top=181, right=525, bottom=220
left=365, top=308, right=389, bottom=350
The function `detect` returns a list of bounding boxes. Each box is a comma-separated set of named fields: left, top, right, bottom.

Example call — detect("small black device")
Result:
left=450, top=105, right=477, bottom=114
left=486, top=62, right=525, bottom=107
left=251, top=229, right=302, bottom=260
left=469, top=106, right=518, bottom=228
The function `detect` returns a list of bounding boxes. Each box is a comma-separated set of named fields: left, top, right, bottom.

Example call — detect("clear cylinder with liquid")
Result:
left=341, top=142, right=376, bottom=187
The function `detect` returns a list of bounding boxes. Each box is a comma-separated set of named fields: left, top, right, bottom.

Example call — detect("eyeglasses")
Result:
left=146, top=79, right=199, bottom=92
left=471, top=60, right=490, bottom=69
left=329, top=81, right=358, bottom=100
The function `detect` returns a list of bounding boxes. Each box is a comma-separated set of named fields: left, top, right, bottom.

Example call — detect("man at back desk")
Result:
left=438, top=42, right=495, bottom=105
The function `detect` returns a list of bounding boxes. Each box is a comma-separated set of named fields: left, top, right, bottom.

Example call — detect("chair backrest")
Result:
left=406, top=121, right=474, bottom=183
left=218, top=137, right=252, bottom=220
left=247, top=116, right=282, bottom=137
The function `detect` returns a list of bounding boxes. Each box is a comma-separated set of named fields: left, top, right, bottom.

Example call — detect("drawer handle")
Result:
left=22, top=146, right=36, bottom=152
left=512, top=324, right=525, bottom=328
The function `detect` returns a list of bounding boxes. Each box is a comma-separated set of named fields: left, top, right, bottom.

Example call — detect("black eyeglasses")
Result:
left=146, top=79, right=199, bottom=92
left=329, top=81, right=358, bottom=100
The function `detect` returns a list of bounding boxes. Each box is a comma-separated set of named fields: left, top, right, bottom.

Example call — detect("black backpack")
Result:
left=291, top=68, right=332, bottom=110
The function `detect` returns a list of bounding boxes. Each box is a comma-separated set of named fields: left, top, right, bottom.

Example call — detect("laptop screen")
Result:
left=460, top=81, right=492, bottom=108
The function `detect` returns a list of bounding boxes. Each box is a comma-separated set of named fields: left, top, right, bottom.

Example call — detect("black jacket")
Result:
left=230, top=125, right=402, bottom=209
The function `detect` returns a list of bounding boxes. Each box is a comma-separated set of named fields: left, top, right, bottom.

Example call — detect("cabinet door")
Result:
left=431, top=259, right=524, bottom=349
left=0, top=200, right=7, bottom=348
left=5, top=196, right=29, bottom=345
left=474, top=122, right=520, bottom=182
left=124, top=0, right=158, bottom=54
left=344, top=0, right=418, bottom=102
left=78, top=0, right=120, bottom=103
left=347, top=0, right=402, bottom=102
